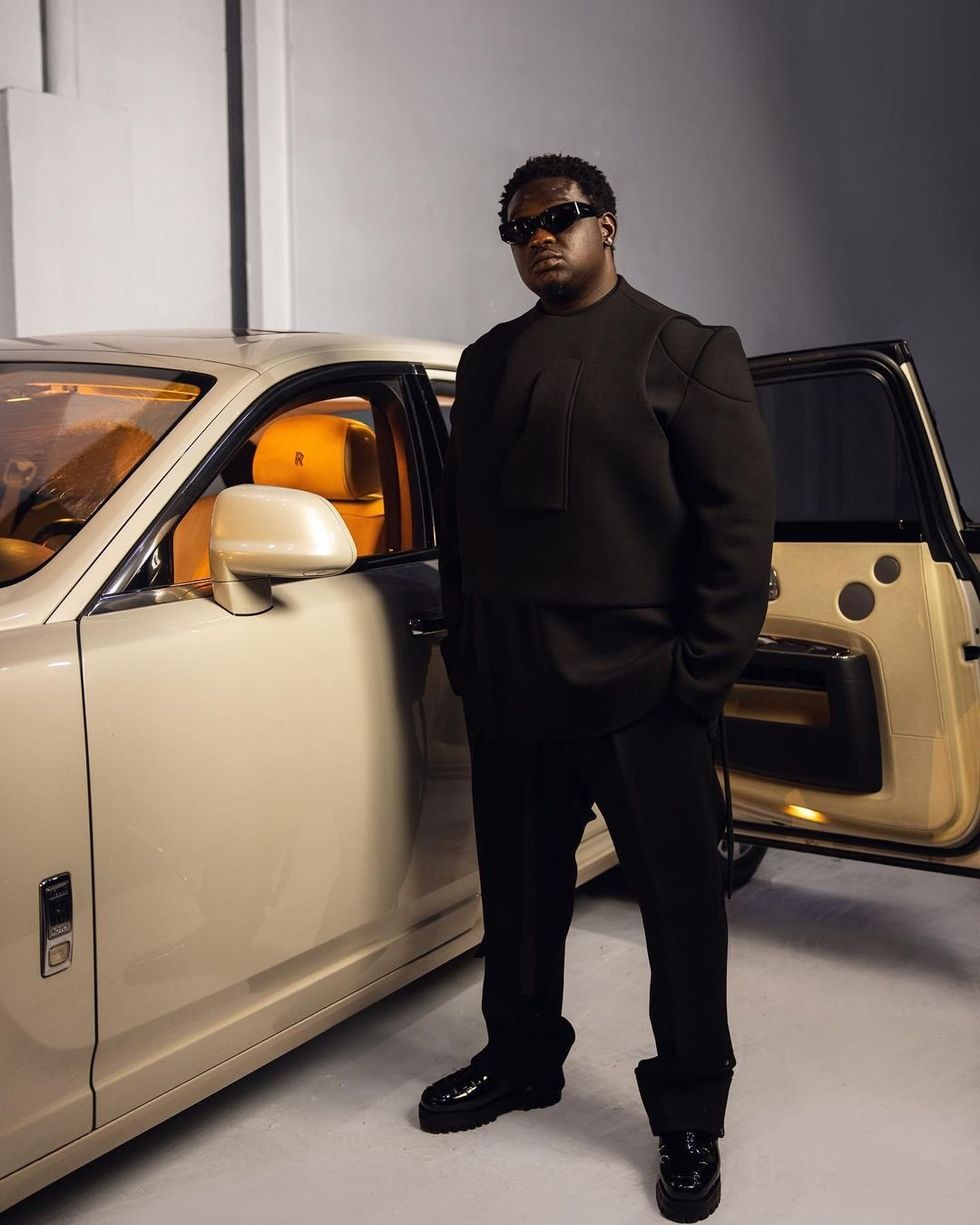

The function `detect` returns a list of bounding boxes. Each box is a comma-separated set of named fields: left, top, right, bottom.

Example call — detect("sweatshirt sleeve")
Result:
left=667, top=324, right=775, bottom=722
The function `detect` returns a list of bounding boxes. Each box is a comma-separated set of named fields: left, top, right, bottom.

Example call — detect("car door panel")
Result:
left=728, top=540, right=980, bottom=843
left=726, top=630, right=882, bottom=793
left=0, top=624, right=95, bottom=1179
left=79, top=553, right=479, bottom=1126
left=726, top=344, right=980, bottom=851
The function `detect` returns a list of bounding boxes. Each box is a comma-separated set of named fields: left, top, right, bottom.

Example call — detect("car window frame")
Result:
left=754, top=364, right=924, bottom=543
left=88, top=361, right=446, bottom=615
left=749, top=341, right=980, bottom=589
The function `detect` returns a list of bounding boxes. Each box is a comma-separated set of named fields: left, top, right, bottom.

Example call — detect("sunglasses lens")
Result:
left=499, top=220, right=530, bottom=244
left=543, top=203, right=580, bottom=234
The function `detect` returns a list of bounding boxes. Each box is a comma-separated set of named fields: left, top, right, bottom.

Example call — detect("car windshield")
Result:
left=0, top=363, right=210, bottom=586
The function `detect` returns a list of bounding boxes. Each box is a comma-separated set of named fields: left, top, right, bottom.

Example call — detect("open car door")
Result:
left=725, top=340, right=980, bottom=873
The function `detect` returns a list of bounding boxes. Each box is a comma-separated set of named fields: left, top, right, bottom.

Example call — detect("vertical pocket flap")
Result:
left=500, top=357, right=584, bottom=511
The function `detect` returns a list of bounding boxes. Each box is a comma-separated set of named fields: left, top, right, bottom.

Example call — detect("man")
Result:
left=419, top=152, right=775, bottom=1222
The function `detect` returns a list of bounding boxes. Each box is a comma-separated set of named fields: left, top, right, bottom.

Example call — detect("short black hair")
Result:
left=498, top=153, right=617, bottom=224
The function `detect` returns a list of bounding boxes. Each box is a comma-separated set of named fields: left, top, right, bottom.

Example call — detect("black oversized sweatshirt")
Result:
left=438, top=274, right=775, bottom=740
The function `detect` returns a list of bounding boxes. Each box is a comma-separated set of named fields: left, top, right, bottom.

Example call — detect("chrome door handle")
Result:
left=769, top=566, right=779, bottom=601
left=409, top=610, right=448, bottom=640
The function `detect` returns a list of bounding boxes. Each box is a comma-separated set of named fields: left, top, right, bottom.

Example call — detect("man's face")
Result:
left=505, top=177, right=615, bottom=304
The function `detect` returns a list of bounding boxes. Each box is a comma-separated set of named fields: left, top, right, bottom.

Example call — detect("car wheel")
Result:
left=718, top=838, right=768, bottom=890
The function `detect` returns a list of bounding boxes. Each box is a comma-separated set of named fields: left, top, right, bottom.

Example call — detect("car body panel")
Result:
left=900, top=360, right=969, bottom=536
left=0, top=331, right=463, bottom=376
left=0, top=622, right=95, bottom=1179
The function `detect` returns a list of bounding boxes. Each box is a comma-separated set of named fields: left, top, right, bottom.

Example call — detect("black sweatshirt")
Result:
left=438, top=274, right=775, bottom=739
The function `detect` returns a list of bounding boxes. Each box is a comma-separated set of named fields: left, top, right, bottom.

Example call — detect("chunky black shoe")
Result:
left=418, top=1062, right=563, bottom=1134
left=655, top=1129, right=721, bottom=1222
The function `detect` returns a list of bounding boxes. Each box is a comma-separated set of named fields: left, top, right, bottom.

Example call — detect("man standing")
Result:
left=419, top=153, right=774, bottom=1222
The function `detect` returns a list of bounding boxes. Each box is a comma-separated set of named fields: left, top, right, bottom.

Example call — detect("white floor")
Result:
left=8, top=848, right=980, bottom=1225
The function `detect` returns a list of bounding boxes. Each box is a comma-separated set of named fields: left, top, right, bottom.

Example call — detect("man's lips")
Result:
left=531, top=252, right=562, bottom=270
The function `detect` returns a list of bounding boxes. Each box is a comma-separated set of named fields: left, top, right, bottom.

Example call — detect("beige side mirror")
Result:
left=209, top=484, right=357, bottom=615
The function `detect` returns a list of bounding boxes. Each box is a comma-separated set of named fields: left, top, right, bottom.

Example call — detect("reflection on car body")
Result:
left=1, top=329, right=979, bottom=1212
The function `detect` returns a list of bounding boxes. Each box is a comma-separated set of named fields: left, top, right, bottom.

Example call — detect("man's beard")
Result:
left=539, top=277, right=574, bottom=304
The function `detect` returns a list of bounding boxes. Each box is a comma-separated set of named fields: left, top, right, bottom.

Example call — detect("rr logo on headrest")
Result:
left=294, top=451, right=304, bottom=467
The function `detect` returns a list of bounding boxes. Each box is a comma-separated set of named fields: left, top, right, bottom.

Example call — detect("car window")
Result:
left=163, top=377, right=427, bottom=588
left=755, top=370, right=921, bottom=540
left=0, top=364, right=210, bottom=585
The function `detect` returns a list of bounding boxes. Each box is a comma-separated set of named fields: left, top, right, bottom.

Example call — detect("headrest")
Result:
left=252, top=414, right=382, bottom=500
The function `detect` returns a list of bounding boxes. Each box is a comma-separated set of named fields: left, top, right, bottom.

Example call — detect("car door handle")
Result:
left=408, top=610, right=448, bottom=640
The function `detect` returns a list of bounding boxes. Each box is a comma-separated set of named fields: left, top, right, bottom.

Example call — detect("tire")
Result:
left=717, top=838, right=767, bottom=890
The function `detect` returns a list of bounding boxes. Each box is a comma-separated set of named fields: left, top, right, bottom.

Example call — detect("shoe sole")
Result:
left=655, top=1174, right=721, bottom=1222
left=418, top=1086, right=562, bottom=1134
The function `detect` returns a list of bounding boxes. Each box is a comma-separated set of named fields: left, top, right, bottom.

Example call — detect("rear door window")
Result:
left=755, top=370, right=921, bottom=539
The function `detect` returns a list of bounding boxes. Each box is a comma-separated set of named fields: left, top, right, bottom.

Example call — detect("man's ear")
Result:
left=599, top=211, right=617, bottom=248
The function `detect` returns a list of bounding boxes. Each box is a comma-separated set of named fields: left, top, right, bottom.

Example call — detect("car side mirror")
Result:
left=209, top=484, right=357, bottom=615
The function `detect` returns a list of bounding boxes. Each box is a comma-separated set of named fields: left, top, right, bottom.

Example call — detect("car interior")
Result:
left=0, top=367, right=204, bottom=584
left=171, top=386, right=419, bottom=585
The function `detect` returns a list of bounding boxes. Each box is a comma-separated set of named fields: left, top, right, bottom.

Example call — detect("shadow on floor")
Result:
left=576, top=857, right=980, bottom=986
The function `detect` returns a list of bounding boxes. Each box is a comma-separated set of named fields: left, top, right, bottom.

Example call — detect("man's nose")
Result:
left=529, top=226, right=556, bottom=247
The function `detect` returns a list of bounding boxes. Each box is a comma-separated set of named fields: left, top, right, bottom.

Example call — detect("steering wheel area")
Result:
left=32, top=518, right=85, bottom=546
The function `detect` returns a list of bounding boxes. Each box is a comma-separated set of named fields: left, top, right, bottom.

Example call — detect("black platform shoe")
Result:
left=418, top=1063, right=563, bottom=1134
left=655, top=1129, right=721, bottom=1222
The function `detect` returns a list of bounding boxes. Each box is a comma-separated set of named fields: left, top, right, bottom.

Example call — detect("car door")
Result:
left=724, top=341, right=980, bottom=859
left=78, top=363, right=480, bottom=1125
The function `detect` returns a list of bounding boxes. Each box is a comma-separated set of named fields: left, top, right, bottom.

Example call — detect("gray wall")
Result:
left=0, top=0, right=230, bottom=334
left=285, top=0, right=980, bottom=514
left=1, top=1, right=977, bottom=512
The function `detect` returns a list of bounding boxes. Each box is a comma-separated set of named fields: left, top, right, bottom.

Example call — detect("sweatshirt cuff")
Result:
left=670, top=641, right=729, bottom=724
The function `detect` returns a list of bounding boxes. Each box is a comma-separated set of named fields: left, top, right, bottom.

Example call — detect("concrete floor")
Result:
left=8, top=848, right=980, bottom=1225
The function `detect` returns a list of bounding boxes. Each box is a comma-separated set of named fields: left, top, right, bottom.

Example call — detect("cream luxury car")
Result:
left=1, top=330, right=979, bottom=1211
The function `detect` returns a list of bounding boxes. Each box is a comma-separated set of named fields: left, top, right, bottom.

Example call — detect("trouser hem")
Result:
left=635, top=1056, right=734, bottom=1138
left=470, top=1030, right=573, bottom=1087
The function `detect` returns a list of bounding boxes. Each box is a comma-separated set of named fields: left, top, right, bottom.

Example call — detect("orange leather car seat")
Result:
left=252, top=414, right=386, bottom=554
left=173, top=414, right=385, bottom=584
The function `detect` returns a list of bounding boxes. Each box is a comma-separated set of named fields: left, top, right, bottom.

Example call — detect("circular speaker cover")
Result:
left=839, top=582, right=875, bottom=620
left=873, top=555, right=901, bottom=583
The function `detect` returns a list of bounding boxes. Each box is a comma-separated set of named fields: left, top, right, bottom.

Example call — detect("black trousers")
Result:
left=463, top=692, right=736, bottom=1137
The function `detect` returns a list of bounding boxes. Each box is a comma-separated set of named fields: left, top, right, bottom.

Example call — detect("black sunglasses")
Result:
left=498, top=201, right=600, bottom=245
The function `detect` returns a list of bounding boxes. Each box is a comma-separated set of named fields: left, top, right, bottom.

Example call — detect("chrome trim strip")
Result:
left=90, top=581, right=213, bottom=615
